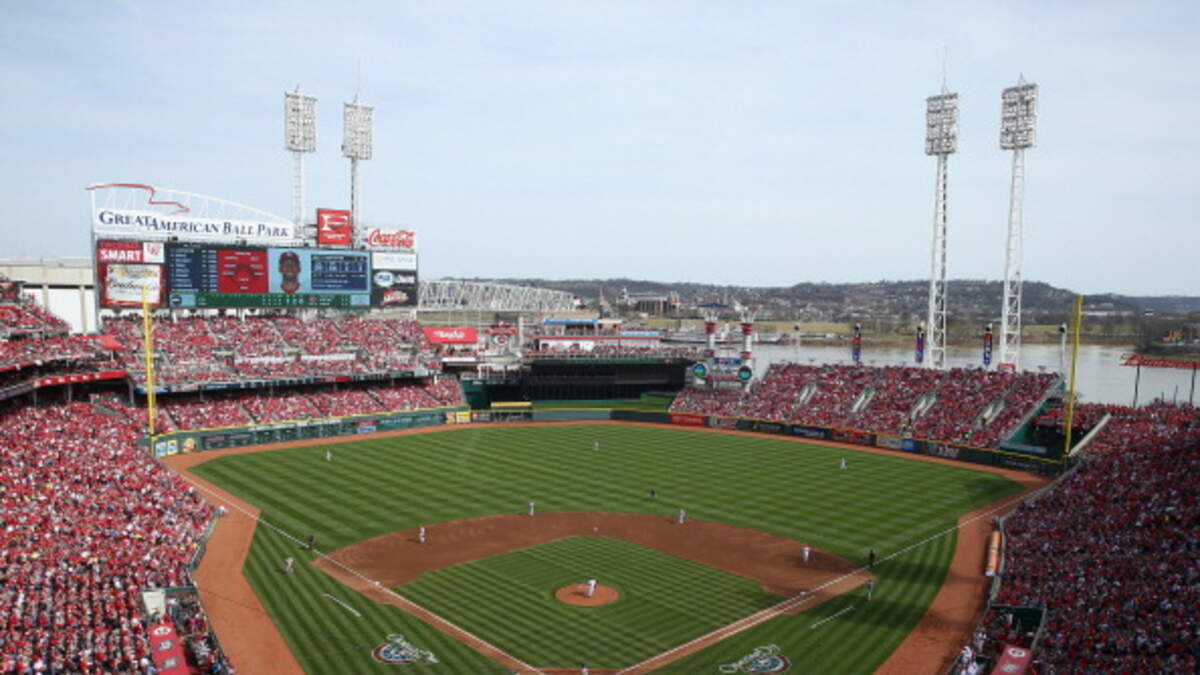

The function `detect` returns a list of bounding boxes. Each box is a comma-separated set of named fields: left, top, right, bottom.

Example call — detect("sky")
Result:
left=1, top=1, right=1197, bottom=295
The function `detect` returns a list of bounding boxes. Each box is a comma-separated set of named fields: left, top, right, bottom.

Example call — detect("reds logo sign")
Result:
left=316, top=209, right=352, bottom=246
left=719, top=645, right=791, bottom=673
left=370, top=634, right=438, bottom=666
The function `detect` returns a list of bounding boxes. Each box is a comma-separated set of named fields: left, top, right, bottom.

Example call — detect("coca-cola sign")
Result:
left=363, top=227, right=416, bottom=250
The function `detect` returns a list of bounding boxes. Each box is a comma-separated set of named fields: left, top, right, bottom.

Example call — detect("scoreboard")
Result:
left=164, top=244, right=371, bottom=308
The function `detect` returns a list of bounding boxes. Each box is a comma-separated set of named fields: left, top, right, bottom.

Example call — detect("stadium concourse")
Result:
left=1, top=284, right=1197, bottom=673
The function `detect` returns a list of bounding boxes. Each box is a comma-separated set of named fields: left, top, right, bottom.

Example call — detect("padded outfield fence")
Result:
left=149, top=405, right=468, bottom=457
left=148, top=402, right=1062, bottom=475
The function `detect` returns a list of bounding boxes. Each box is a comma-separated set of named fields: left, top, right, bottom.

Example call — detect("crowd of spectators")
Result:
left=983, top=401, right=1200, bottom=672
left=671, top=362, right=1061, bottom=447
left=855, top=366, right=946, bottom=435
left=0, top=402, right=230, bottom=673
left=0, top=298, right=70, bottom=335
left=965, top=371, right=1059, bottom=447
left=148, top=379, right=464, bottom=430
left=102, top=314, right=432, bottom=386
left=0, top=336, right=110, bottom=368
left=670, top=387, right=744, bottom=417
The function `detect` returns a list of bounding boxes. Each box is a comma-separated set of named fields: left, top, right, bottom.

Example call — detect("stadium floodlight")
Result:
left=998, top=78, right=1038, bottom=370
left=923, top=90, right=958, bottom=370
left=284, top=90, right=317, bottom=227
left=342, top=100, right=374, bottom=233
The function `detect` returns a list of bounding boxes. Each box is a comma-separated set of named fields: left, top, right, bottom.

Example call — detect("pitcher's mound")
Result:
left=555, top=583, right=620, bottom=606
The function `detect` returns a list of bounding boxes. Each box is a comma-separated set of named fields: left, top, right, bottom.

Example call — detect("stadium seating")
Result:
left=984, top=401, right=1200, bottom=672
left=101, top=314, right=432, bottom=386
left=671, top=362, right=1061, bottom=449
left=0, top=299, right=70, bottom=334
left=0, top=402, right=230, bottom=673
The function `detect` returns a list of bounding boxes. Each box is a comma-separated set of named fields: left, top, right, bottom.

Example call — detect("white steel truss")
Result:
left=998, top=79, right=1037, bottom=370
left=419, top=279, right=576, bottom=313
left=924, top=91, right=958, bottom=370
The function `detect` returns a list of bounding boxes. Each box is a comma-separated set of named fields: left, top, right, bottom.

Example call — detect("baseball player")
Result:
left=283, top=557, right=294, bottom=574
left=325, top=449, right=332, bottom=462
left=649, top=486, right=657, bottom=500
left=418, top=525, right=427, bottom=544
left=586, top=578, right=597, bottom=598
left=678, top=508, right=686, bottom=525
left=528, top=501, right=536, bottom=517
left=866, top=579, right=875, bottom=601
left=306, top=534, right=315, bottom=551
left=840, top=457, right=847, bottom=470
left=868, top=549, right=876, bottom=569
left=593, top=440, right=599, bottom=451
left=581, top=666, right=589, bottom=675
left=802, top=545, right=811, bottom=564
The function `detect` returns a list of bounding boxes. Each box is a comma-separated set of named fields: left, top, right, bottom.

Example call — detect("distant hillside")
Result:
left=480, top=277, right=1200, bottom=323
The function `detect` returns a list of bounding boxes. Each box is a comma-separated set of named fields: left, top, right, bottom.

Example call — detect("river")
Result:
left=747, top=342, right=1198, bottom=407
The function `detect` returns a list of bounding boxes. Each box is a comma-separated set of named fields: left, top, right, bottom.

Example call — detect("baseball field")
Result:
left=182, top=423, right=1028, bottom=674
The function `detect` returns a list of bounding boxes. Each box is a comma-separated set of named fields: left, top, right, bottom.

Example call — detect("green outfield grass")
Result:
left=190, top=423, right=1022, bottom=674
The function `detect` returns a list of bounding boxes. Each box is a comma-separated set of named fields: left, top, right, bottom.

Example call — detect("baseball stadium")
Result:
left=1, top=97, right=1197, bottom=675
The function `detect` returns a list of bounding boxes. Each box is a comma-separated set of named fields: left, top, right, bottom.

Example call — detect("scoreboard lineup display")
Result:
left=165, top=243, right=372, bottom=308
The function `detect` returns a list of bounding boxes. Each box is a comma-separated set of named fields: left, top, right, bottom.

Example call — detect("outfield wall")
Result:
left=150, top=406, right=467, bottom=457
left=553, top=409, right=1061, bottom=475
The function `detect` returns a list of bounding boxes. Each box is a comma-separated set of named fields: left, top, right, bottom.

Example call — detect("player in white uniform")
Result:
left=678, top=508, right=686, bottom=525
left=840, top=457, right=847, bottom=470
left=326, top=450, right=332, bottom=462
left=802, top=545, right=811, bottom=563
left=586, top=578, right=597, bottom=598
left=528, top=501, right=536, bottom=516
left=283, top=557, right=294, bottom=574
left=418, top=525, right=427, bottom=543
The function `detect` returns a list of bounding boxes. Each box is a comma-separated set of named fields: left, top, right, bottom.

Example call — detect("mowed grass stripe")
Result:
left=191, top=423, right=1021, bottom=674
left=399, top=537, right=777, bottom=667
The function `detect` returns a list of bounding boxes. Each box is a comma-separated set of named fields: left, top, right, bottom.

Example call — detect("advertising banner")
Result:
left=789, top=425, right=830, bottom=440
left=874, top=433, right=904, bottom=450
left=670, top=413, right=707, bottom=427
left=372, top=251, right=418, bottom=271
left=831, top=428, right=876, bottom=446
left=362, top=227, right=416, bottom=250
left=100, top=263, right=164, bottom=307
left=97, top=239, right=165, bottom=264
left=751, top=421, right=786, bottom=435
left=423, top=327, right=478, bottom=344
left=316, top=208, right=353, bottom=246
left=34, top=370, right=125, bottom=387
left=708, top=416, right=738, bottom=430
left=372, top=269, right=418, bottom=308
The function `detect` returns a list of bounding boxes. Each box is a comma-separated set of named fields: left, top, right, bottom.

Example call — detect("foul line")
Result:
left=171, top=468, right=546, bottom=675
left=614, top=489, right=1030, bottom=674
left=322, top=593, right=362, bottom=618
left=810, top=605, right=855, bottom=630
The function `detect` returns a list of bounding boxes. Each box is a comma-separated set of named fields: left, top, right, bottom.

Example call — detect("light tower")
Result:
left=924, top=88, right=958, bottom=370
left=284, top=89, right=316, bottom=227
left=998, top=78, right=1038, bottom=370
left=341, top=99, right=374, bottom=239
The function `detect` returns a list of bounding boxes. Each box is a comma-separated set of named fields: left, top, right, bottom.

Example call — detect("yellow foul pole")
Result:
left=141, top=287, right=157, bottom=436
left=1061, top=295, right=1083, bottom=464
